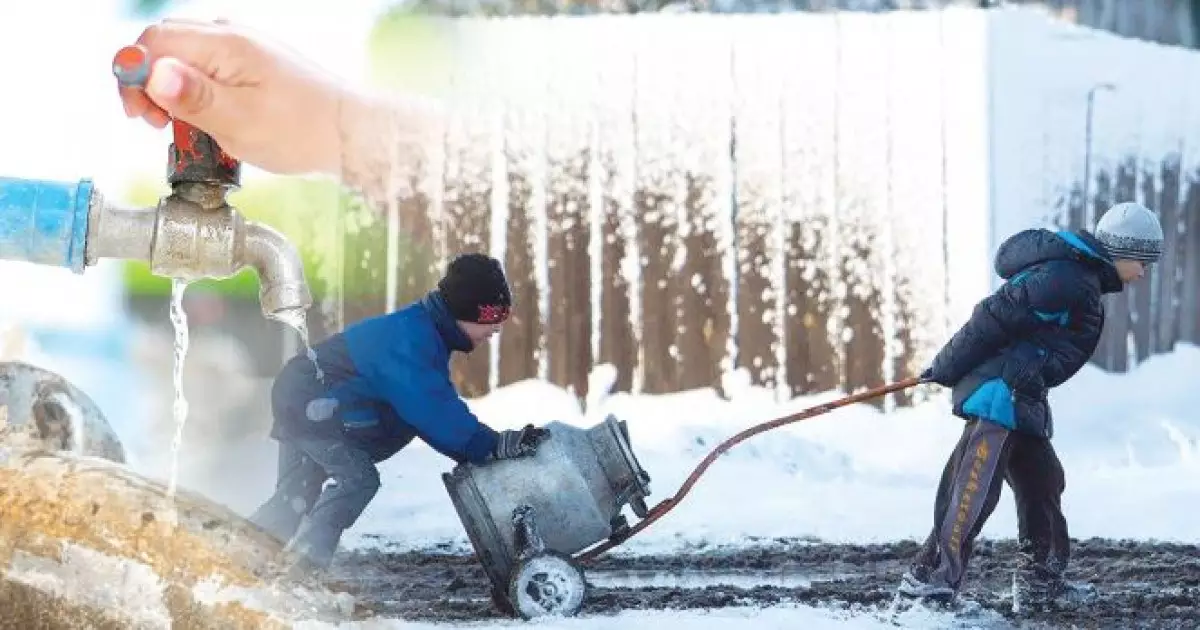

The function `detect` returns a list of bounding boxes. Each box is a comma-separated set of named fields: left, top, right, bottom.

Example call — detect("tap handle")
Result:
left=112, top=45, right=241, bottom=188
left=112, top=45, right=152, bottom=87
left=167, top=120, right=241, bottom=188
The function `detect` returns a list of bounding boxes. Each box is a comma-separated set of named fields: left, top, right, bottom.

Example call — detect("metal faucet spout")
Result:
left=0, top=176, right=313, bottom=324
left=0, top=44, right=315, bottom=328
left=241, top=220, right=313, bottom=322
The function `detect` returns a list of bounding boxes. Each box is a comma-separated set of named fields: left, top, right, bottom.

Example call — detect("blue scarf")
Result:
left=420, top=290, right=474, bottom=353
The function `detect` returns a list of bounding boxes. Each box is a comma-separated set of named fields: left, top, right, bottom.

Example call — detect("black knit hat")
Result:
left=437, top=253, right=513, bottom=324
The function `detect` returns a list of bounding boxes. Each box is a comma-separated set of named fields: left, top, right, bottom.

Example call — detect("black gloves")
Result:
left=920, top=366, right=949, bottom=387
left=491, top=424, right=549, bottom=461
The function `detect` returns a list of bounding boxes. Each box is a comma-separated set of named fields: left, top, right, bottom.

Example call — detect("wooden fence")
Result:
left=323, top=10, right=1200, bottom=402
left=989, top=8, right=1200, bottom=374
left=1061, top=157, right=1200, bottom=372
left=330, top=14, right=958, bottom=403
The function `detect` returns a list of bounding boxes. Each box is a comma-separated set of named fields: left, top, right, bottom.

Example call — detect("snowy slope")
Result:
left=344, top=344, right=1200, bottom=555
left=278, top=344, right=1200, bottom=630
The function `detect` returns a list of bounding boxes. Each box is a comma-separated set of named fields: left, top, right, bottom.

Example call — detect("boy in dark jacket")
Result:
left=248, top=253, right=547, bottom=574
left=897, top=202, right=1163, bottom=608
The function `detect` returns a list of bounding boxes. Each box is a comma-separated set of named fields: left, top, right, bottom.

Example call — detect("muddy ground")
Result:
left=329, top=537, right=1200, bottom=629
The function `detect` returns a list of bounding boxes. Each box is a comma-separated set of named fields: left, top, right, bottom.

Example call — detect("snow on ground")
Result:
left=347, top=343, right=1200, bottom=556
left=297, top=603, right=961, bottom=630
left=1, top=5, right=1196, bottom=628
left=312, top=346, right=1200, bottom=628
left=11, top=308, right=1200, bottom=630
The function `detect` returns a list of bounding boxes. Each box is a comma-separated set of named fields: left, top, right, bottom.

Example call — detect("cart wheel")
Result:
left=507, top=551, right=587, bottom=619
left=490, top=586, right=516, bottom=617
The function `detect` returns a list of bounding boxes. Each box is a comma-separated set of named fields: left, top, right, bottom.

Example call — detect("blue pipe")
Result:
left=0, top=177, right=94, bottom=273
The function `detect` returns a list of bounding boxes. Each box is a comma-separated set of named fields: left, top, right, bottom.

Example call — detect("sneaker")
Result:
left=897, top=570, right=956, bottom=604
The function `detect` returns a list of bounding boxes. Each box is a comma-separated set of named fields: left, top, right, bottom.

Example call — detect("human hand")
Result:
left=919, top=366, right=950, bottom=387
left=490, top=424, right=549, bottom=461
left=115, top=18, right=348, bottom=176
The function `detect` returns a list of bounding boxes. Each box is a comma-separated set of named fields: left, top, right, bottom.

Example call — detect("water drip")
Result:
left=274, top=308, right=324, bottom=384
left=166, top=278, right=190, bottom=500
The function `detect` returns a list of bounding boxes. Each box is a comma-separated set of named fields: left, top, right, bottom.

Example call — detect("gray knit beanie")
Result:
left=1094, top=202, right=1163, bottom=263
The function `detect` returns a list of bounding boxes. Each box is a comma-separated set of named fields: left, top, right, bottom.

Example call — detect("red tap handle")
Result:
left=112, top=45, right=241, bottom=187
left=112, top=45, right=152, bottom=87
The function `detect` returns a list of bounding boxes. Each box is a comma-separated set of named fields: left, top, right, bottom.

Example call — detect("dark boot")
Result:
left=250, top=443, right=329, bottom=545
left=275, top=438, right=381, bottom=574
left=1012, top=554, right=1097, bottom=611
left=283, top=514, right=342, bottom=572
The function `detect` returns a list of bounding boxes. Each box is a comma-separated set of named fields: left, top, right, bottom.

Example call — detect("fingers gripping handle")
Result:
left=112, top=45, right=241, bottom=187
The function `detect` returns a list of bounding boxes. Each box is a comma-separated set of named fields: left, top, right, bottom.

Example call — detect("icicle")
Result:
left=488, top=49, right=509, bottom=394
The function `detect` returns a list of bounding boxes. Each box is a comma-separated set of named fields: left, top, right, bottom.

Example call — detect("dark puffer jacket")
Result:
left=926, top=229, right=1123, bottom=438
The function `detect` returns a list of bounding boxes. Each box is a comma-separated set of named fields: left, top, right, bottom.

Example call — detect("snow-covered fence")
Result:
left=346, top=8, right=1200, bottom=401
left=988, top=9, right=1200, bottom=372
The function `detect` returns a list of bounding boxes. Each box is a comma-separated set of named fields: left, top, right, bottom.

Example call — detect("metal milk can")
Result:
left=442, top=414, right=653, bottom=619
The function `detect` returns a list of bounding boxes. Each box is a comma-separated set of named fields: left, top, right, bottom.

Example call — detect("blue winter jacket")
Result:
left=269, top=290, right=500, bottom=464
left=926, top=229, right=1123, bottom=438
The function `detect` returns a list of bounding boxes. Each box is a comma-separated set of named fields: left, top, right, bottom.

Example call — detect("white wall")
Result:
left=985, top=6, right=1200, bottom=273
left=6, top=6, right=1196, bottom=405
left=389, top=11, right=995, bottom=388
left=423, top=7, right=1200, bottom=385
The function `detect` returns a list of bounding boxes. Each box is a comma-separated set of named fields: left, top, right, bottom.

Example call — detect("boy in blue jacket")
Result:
left=897, top=202, right=1163, bottom=608
left=249, top=253, right=547, bottom=573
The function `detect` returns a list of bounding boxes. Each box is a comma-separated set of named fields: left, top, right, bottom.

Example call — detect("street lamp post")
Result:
left=1083, top=82, right=1117, bottom=228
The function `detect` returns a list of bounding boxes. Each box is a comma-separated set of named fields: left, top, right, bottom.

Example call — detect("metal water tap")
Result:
left=108, top=45, right=312, bottom=322
left=0, top=47, right=312, bottom=323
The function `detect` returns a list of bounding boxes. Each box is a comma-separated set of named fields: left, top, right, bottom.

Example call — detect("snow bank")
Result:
left=347, top=343, right=1200, bottom=555
left=296, top=602, right=968, bottom=630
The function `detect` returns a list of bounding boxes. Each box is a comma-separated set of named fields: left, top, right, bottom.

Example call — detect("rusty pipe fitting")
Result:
left=85, top=183, right=312, bottom=321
